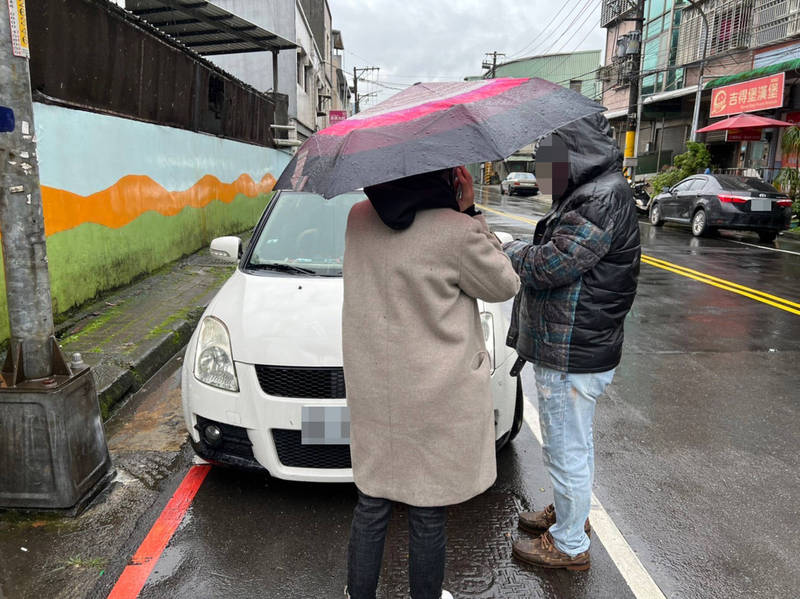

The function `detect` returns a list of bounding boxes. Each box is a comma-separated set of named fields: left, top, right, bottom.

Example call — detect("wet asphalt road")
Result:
left=98, top=186, right=799, bottom=599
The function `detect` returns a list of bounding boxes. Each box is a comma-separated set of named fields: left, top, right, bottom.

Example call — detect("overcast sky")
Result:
left=329, top=0, right=606, bottom=106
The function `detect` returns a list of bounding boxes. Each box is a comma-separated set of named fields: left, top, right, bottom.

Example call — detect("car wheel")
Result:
left=532, top=190, right=539, bottom=196
left=649, top=202, right=664, bottom=226
left=758, top=230, right=778, bottom=243
left=691, top=209, right=708, bottom=237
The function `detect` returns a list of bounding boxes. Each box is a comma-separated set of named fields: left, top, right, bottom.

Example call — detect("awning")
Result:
left=604, top=84, right=700, bottom=121
left=127, top=0, right=297, bottom=56
left=696, top=113, right=791, bottom=132
left=705, top=58, right=800, bottom=89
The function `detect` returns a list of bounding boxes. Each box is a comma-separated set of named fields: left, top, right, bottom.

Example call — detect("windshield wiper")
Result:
left=247, top=262, right=316, bottom=275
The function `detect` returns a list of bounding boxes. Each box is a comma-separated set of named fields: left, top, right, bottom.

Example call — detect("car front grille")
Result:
left=272, top=429, right=352, bottom=469
left=254, top=365, right=346, bottom=398
left=195, top=416, right=255, bottom=460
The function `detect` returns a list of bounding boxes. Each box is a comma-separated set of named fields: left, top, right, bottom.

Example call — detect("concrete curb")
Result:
left=95, top=313, right=201, bottom=419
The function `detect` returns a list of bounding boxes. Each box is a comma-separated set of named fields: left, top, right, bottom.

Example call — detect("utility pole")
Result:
left=688, top=0, right=710, bottom=142
left=623, top=0, right=644, bottom=180
left=481, top=51, right=505, bottom=184
left=482, top=51, right=505, bottom=79
left=0, top=0, right=111, bottom=511
left=353, top=66, right=379, bottom=114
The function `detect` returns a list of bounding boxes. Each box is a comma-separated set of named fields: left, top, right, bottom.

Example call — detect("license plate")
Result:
left=750, top=198, right=771, bottom=211
left=301, top=406, right=350, bottom=445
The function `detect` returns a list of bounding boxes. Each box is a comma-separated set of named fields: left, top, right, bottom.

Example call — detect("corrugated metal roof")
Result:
left=127, top=0, right=297, bottom=55
left=485, top=51, right=602, bottom=99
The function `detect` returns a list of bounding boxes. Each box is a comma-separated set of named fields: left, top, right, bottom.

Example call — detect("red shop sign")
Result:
left=726, top=128, right=763, bottom=142
left=329, top=110, right=347, bottom=125
left=710, top=72, right=785, bottom=118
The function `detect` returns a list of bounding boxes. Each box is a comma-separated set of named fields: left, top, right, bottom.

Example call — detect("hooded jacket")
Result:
left=504, top=113, right=641, bottom=373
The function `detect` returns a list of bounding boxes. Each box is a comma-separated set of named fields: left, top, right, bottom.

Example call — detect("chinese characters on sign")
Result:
left=710, top=73, right=785, bottom=118
left=6, top=0, right=29, bottom=58
left=329, top=110, right=347, bottom=125
left=726, top=128, right=762, bottom=142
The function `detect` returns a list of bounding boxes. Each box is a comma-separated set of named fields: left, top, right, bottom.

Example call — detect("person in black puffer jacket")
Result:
left=505, top=113, right=641, bottom=572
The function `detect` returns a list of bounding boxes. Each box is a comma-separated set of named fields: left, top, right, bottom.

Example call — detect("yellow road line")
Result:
left=478, top=203, right=539, bottom=226
left=640, top=257, right=800, bottom=316
left=478, top=203, right=800, bottom=316
left=642, top=255, right=800, bottom=310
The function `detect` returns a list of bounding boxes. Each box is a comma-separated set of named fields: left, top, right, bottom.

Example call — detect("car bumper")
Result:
left=183, top=361, right=354, bottom=482
left=182, top=350, right=519, bottom=482
left=510, top=185, right=538, bottom=194
left=709, top=204, right=792, bottom=231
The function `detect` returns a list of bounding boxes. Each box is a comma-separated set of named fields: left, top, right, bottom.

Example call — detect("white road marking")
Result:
left=727, top=238, right=800, bottom=256
left=523, top=396, right=667, bottom=599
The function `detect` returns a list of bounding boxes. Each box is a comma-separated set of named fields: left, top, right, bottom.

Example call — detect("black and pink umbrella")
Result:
left=275, top=77, right=605, bottom=198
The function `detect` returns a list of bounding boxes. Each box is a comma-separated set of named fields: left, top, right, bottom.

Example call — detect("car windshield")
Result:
left=245, top=191, right=364, bottom=276
left=510, top=172, right=534, bottom=179
left=713, top=175, right=780, bottom=193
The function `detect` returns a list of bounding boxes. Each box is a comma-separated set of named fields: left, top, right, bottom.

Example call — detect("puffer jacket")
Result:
left=504, top=113, right=641, bottom=373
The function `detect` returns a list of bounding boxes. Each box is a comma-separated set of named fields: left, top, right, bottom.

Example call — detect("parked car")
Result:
left=500, top=172, right=539, bottom=196
left=649, top=174, right=792, bottom=242
left=182, top=190, right=524, bottom=482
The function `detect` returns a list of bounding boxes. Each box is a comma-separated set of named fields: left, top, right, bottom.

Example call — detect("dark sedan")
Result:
left=649, top=174, right=793, bottom=242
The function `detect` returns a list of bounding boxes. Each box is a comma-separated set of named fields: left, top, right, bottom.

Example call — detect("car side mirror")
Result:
left=494, top=231, right=514, bottom=245
left=662, top=187, right=671, bottom=193
left=210, top=236, right=242, bottom=262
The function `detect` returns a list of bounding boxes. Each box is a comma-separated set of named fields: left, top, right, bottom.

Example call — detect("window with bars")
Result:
left=677, top=0, right=754, bottom=64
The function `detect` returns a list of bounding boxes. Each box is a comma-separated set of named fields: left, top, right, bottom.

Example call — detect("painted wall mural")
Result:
left=0, top=103, right=291, bottom=341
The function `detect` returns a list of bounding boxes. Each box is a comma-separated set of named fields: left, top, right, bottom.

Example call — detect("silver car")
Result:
left=500, top=172, right=539, bottom=196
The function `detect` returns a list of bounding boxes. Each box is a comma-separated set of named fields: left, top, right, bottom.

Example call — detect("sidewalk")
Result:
left=54, top=236, right=245, bottom=419
left=0, top=237, right=243, bottom=599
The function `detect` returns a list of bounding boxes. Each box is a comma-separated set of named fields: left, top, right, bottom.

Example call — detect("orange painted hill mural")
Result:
left=41, top=173, right=277, bottom=237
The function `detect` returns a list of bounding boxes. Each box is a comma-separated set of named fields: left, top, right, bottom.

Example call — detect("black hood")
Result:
left=364, top=169, right=459, bottom=230
left=551, top=112, right=623, bottom=203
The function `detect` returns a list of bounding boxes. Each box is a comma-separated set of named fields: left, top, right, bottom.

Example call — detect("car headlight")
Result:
left=480, top=311, right=496, bottom=375
left=193, top=316, right=239, bottom=391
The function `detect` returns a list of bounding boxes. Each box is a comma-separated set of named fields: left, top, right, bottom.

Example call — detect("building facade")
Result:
left=602, top=0, right=800, bottom=177
left=208, top=0, right=351, bottom=142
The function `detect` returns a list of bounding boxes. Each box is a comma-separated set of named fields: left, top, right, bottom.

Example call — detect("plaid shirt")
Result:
left=504, top=193, right=618, bottom=373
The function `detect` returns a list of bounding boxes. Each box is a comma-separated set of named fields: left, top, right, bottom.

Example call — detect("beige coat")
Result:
left=342, top=201, right=520, bottom=507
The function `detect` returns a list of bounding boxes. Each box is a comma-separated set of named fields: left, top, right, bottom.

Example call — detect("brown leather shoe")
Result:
left=512, top=531, right=590, bottom=571
left=518, top=503, right=591, bottom=536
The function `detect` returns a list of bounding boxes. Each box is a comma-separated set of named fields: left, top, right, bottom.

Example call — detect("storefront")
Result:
left=703, top=61, right=800, bottom=179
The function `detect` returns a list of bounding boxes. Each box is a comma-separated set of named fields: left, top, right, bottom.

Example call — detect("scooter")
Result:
left=631, top=181, right=651, bottom=214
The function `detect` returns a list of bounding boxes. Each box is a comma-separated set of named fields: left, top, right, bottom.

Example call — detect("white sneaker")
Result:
left=441, top=591, right=454, bottom=599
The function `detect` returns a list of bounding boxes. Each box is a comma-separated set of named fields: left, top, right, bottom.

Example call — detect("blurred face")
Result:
left=536, top=135, right=570, bottom=199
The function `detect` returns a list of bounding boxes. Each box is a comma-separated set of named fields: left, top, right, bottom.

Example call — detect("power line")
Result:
left=534, top=0, right=599, bottom=57
left=506, top=0, right=581, bottom=60
left=546, top=0, right=603, bottom=60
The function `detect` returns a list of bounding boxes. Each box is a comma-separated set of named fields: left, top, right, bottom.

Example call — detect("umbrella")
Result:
left=696, top=113, right=791, bottom=133
left=275, top=78, right=605, bottom=198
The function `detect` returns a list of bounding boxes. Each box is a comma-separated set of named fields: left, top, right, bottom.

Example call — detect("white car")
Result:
left=181, top=190, right=524, bottom=482
left=500, top=172, right=539, bottom=196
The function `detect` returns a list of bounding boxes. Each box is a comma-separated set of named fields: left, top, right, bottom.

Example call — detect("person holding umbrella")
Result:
left=504, top=114, right=641, bottom=571
left=342, top=166, right=520, bottom=599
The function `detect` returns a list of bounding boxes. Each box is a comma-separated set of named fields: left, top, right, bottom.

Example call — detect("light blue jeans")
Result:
left=533, top=364, right=616, bottom=557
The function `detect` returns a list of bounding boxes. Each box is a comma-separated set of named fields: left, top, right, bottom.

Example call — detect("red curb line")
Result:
left=107, top=465, right=211, bottom=599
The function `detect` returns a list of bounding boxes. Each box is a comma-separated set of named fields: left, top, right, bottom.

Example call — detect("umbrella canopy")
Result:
left=696, top=113, right=791, bottom=133
left=275, top=78, right=605, bottom=198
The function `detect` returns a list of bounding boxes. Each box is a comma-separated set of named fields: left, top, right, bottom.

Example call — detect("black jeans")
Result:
left=347, top=488, right=447, bottom=599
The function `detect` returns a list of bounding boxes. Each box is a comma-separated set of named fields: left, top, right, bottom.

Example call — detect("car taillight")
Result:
left=514, top=181, right=520, bottom=186
left=776, top=198, right=792, bottom=207
left=718, top=194, right=747, bottom=204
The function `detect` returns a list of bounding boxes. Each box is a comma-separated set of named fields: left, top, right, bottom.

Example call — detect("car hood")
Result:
left=206, top=270, right=344, bottom=366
